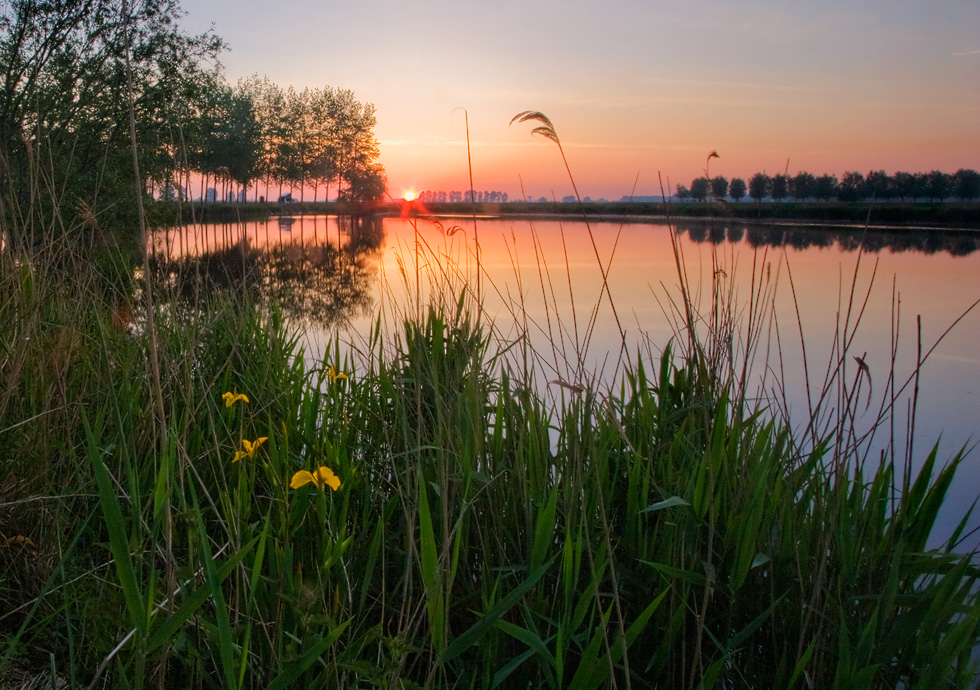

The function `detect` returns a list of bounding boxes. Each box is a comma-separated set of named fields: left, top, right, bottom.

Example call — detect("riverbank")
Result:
left=2, top=223, right=979, bottom=689
left=162, top=199, right=980, bottom=229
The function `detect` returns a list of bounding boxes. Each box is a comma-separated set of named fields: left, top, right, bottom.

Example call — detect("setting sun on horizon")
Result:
left=185, top=0, right=979, bottom=201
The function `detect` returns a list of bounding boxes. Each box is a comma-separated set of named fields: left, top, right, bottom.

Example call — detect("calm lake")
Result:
left=152, top=213, right=980, bottom=546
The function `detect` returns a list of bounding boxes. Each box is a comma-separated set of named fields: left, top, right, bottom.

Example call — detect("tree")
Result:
left=308, top=87, right=340, bottom=201
left=790, top=172, right=815, bottom=201
left=728, top=177, right=746, bottom=202
left=328, top=89, right=381, bottom=203
left=690, top=177, right=709, bottom=202
left=865, top=170, right=891, bottom=200
left=339, top=164, right=386, bottom=204
left=838, top=172, right=866, bottom=202
left=891, top=172, right=917, bottom=201
left=953, top=168, right=980, bottom=200
left=710, top=176, right=729, bottom=200
left=675, top=184, right=691, bottom=201
left=837, top=170, right=867, bottom=201
left=239, top=75, right=288, bottom=201
left=925, top=170, right=953, bottom=201
left=748, top=173, right=770, bottom=202
left=813, top=174, right=838, bottom=201
left=0, top=0, right=223, bottom=231
left=770, top=174, right=788, bottom=202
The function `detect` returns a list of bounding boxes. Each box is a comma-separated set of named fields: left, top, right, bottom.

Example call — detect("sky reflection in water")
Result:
left=154, top=214, right=980, bottom=546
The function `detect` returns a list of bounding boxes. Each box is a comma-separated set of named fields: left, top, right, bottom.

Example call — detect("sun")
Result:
left=403, top=190, right=416, bottom=202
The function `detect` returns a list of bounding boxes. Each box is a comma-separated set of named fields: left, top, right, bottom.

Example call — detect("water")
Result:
left=152, top=213, right=980, bottom=546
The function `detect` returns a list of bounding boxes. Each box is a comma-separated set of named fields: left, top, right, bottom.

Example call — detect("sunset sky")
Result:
left=184, top=0, right=980, bottom=201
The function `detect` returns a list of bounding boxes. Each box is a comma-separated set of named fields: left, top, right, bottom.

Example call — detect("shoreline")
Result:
left=167, top=199, right=980, bottom=230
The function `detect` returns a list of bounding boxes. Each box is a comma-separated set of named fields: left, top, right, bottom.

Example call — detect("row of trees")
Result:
left=184, top=77, right=385, bottom=205
left=0, top=0, right=386, bottom=237
left=677, top=169, right=980, bottom=203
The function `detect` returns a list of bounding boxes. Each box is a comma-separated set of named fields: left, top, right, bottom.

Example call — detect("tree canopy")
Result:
left=682, top=168, right=979, bottom=203
left=0, top=0, right=386, bottom=237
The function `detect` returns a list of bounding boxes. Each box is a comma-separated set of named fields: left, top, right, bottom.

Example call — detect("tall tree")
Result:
left=329, top=89, right=383, bottom=202
left=891, top=172, right=916, bottom=201
left=925, top=170, right=953, bottom=201
left=690, top=177, right=709, bottom=202
left=770, top=174, right=788, bottom=202
left=728, top=177, right=746, bottom=202
left=748, top=173, right=770, bottom=202
left=710, top=176, right=729, bottom=200
left=0, top=0, right=223, bottom=230
left=953, top=168, right=980, bottom=201
left=813, top=174, right=838, bottom=201
left=308, top=86, right=340, bottom=201
left=838, top=171, right=866, bottom=201
left=865, top=170, right=891, bottom=200
left=790, top=172, right=815, bottom=201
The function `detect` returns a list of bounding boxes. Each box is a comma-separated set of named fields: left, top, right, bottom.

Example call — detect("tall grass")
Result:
left=2, top=120, right=980, bottom=689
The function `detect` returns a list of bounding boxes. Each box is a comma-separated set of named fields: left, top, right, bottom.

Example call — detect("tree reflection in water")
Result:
left=675, top=221, right=979, bottom=257
left=148, top=215, right=384, bottom=329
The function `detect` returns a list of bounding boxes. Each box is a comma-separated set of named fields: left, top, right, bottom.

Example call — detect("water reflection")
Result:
left=675, top=221, right=979, bottom=256
left=148, top=215, right=384, bottom=329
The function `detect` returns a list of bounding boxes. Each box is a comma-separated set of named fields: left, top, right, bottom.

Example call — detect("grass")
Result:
left=2, top=121, right=980, bottom=689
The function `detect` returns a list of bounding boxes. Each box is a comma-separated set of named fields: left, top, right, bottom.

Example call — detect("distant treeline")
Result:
left=674, top=169, right=980, bottom=203
left=389, top=199, right=980, bottom=227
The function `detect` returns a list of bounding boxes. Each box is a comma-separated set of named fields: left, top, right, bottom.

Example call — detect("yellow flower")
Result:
left=223, top=391, right=250, bottom=408
left=232, top=437, right=268, bottom=463
left=290, top=466, right=341, bottom=492
left=326, top=365, right=348, bottom=382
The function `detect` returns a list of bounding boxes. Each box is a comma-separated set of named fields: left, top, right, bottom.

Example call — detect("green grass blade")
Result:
left=264, top=619, right=351, bottom=690
left=442, top=554, right=557, bottom=664
left=85, top=409, right=146, bottom=635
left=145, top=537, right=257, bottom=653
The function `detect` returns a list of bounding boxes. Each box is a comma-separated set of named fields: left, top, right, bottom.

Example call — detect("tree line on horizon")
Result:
left=395, top=169, right=980, bottom=207
left=0, top=0, right=386, bottom=238
left=676, top=168, right=980, bottom=203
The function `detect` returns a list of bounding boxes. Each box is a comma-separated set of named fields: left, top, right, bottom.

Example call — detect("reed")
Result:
left=2, top=121, right=979, bottom=690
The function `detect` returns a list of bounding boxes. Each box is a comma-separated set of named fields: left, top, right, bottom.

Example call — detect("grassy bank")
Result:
left=154, top=199, right=980, bottom=229
left=403, top=200, right=980, bottom=227
left=1, top=216, right=979, bottom=690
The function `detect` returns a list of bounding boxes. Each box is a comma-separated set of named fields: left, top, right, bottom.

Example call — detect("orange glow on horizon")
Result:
left=403, top=191, right=416, bottom=202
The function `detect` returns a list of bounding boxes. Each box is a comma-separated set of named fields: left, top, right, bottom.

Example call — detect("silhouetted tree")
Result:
left=710, top=176, right=729, bottom=199
left=813, top=174, right=838, bottom=201
left=891, top=172, right=917, bottom=201
left=770, top=174, right=789, bottom=202
left=866, top=170, right=891, bottom=200
left=953, top=168, right=980, bottom=200
left=838, top=171, right=866, bottom=201
left=729, top=177, right=746, bottom=202
left=0, top=0, right=224, bottom=231
left=690, top=177, right=709, bottom=202
left=748, top=173, right=770, bottom=202
left=926, top=171, right=953, bottom=201
left=790, top=172, right=816, bottom=201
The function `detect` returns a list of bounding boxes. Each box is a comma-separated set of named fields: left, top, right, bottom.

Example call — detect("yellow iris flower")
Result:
left=223, top=391, right=250, bottom=408
left=232, top=437, right=268, bottom=463
left=326, top=366, right=348, bottom=382
left=290, top=466, right=341, bottom=492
